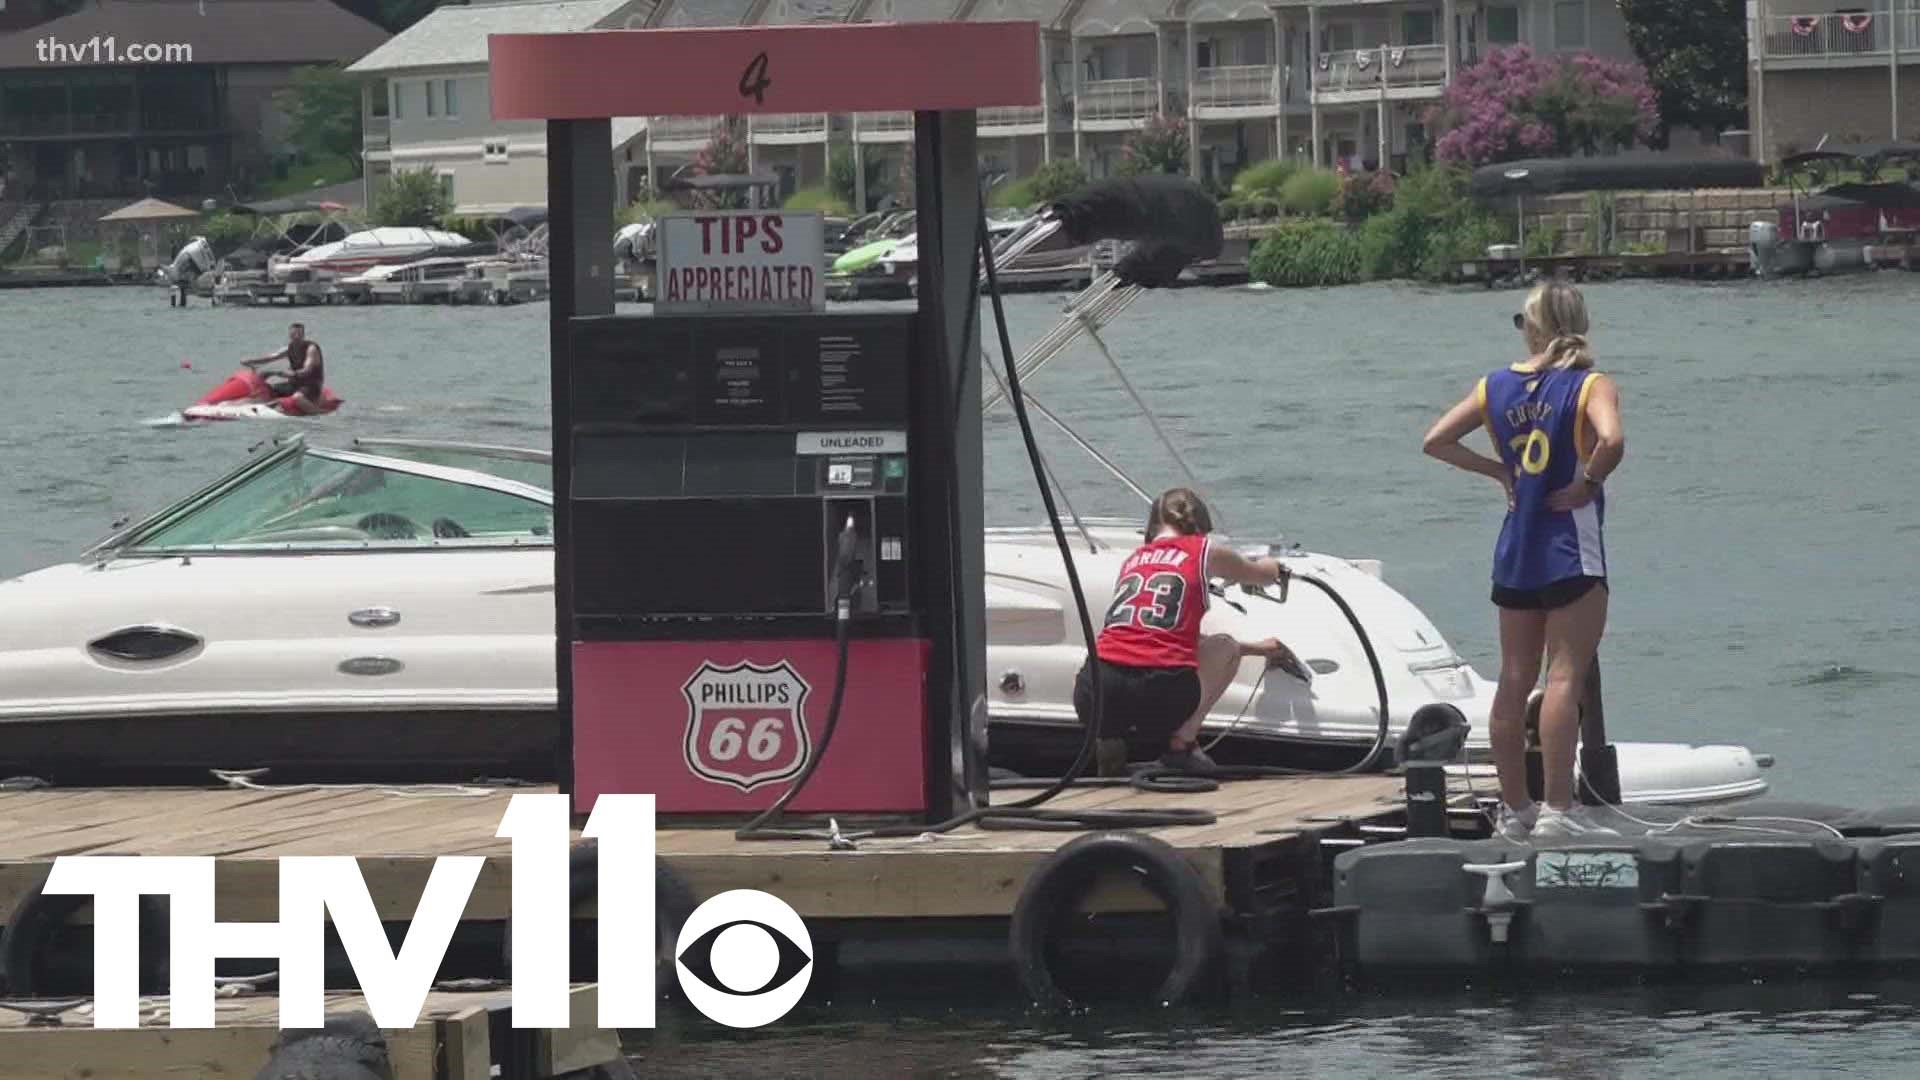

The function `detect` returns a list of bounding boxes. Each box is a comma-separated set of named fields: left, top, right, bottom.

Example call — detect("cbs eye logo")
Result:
left=673, top=889, right=814, bottom=1027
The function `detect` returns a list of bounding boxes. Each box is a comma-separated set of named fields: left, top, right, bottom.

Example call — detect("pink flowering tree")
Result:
left=689, top=121, right=751, bottom=208
left=1426, top=46, right=1660, bottom=167
left=1116, top=113, right=1191, bottom=176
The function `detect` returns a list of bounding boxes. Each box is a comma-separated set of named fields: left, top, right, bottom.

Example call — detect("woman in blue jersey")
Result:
left=1422, top=281, right=1626, bottom=842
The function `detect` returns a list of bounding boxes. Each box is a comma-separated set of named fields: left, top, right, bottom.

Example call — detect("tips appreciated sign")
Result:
left=655, top=211, right=827, bottom=315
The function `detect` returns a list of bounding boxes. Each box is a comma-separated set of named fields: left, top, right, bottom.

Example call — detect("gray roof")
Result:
left=659, top=0, right=754, bottom=26
left=346, top=0, right=639, bottom=74
left=0, top=0, right=388, bottom=70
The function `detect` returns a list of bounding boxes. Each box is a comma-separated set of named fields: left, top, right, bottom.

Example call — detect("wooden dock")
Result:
left=0, top=774, right=1418, bottom=1073
left=0, top=983, right=622, bottom=1080
left=0, top=776, right=1404, bottom=923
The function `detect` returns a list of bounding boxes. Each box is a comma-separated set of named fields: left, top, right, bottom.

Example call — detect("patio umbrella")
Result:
left=98, top=197, right=202, bottom=223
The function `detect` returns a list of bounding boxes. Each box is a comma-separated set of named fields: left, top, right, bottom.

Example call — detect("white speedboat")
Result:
left=268, top=226, right=473, bottom=284
left=0, top=435, right=1769, bottom=802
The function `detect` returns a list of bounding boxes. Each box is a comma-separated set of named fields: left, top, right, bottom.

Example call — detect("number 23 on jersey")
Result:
left=1103, top=570, right=1189, bottom=631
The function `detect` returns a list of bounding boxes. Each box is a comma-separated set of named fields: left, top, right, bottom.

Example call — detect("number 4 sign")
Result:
left=680, top=659, right=814, bottom=792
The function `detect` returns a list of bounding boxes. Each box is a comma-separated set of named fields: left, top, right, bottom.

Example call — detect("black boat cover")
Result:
left=1470, top=155, right=1768, bottom=197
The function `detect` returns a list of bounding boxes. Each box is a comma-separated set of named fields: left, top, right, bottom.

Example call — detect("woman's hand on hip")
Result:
left=1547, top=477, right=1598, bottom=511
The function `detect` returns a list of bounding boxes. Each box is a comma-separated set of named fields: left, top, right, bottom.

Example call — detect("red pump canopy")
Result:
left=489, top=21, right=1040, bottom=120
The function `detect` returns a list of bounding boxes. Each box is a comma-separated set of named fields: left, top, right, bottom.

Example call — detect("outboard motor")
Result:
left=166, top=235, right=213, bottom=307
left=612, top=221, right=654, bottom=271
left=1748, top=220, right=1778, bottom=278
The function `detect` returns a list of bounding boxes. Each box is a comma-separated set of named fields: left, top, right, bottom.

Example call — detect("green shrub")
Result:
left=372, top=167, right=451, bottom=228
left=1232, top=159, right=1300, bottom=199
left=1249, top=219, right=1367, bottom=287
left=1278, top=168, right=1340, bottom=216
left=785, top=186, right=852, bottom=215
left=200, top=210, right=256, bottom=253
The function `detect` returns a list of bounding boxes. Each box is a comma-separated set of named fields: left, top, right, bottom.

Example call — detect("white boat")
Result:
left=0, top=434, right=1769, bottom=803
left=340, top=254, right=480, bottom=302
left=268, top=226, right=473, bottom=284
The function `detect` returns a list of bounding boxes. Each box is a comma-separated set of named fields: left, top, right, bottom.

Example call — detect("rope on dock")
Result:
left=208, top=769, right=523, bottom=799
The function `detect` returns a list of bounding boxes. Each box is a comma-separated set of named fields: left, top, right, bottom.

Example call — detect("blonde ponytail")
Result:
left=1520, top=281, right=1594, bottom=370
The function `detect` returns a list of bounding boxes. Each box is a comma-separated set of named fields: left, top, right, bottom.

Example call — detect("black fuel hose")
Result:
left=736, top=181, right=1401, bottom=844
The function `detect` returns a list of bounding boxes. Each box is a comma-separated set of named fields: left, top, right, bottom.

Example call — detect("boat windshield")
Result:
left=350, top=440, right=551, bottom=491
left=117, top=449, right=552, bottom=553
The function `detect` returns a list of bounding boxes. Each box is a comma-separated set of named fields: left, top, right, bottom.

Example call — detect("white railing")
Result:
left=981, top=105, right=1048, bottom=129
left=855, top=111, right=914, bottom=136
left=649, top=115, right=725, bottom=144
left=1760, top=12, right=1920, bottom=59
left=362, top=115, right=389, bottom=152
left=1075, top=77, right=1158, bottom=124
left=750, top=113, right=829, bottom=138
left=1313, top=43, right=1448, bottom=95
left=1191, top=64, right=1279, bottom=109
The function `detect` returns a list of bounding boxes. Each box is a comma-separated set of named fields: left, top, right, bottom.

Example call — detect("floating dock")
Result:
left=0, top=773, right=1414, bottom=1072
left=1458, top=243, right=1920, bottom=284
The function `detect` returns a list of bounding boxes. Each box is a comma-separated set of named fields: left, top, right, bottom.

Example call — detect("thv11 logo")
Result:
left=39, top=794, right=813, bottom=1031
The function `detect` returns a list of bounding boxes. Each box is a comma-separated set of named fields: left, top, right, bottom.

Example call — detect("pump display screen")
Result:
left=566, top=312, right=918, bottom=621
left=569, top=314, right=909, bottom=427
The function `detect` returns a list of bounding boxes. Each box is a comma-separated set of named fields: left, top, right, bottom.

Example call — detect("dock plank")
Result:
left=0, top=776, right=1406, bottom=923
left=0, top=984, right=614, bottom=1080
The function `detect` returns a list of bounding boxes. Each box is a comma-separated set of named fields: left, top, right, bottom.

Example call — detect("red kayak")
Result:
left=182, top=368, right=343, bottom=422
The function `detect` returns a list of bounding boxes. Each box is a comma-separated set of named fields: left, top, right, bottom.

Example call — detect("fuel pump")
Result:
left=564, top=310, right=953, bottom=820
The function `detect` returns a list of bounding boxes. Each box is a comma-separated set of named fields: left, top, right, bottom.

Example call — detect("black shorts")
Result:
left=1492, top=575, right=1608, bottom=611
left=1073, top=655, right=1202, bottom=743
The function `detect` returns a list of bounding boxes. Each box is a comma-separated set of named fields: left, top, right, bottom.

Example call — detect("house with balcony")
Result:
left=1273, top=0, right=1637, bottom=171
left=635, top=0, right=757, bottom=193
left=0, top=0, right=389, bottom=202
left=346, top=0, right=656, bottom=216
left=849, top=0, right=1063, bottom=210
left=1179, top=0, right=1309, bottom=184
left=1063, top=0, right=1178, bottom=175
left=1748, top=0, right=1919, bottom=162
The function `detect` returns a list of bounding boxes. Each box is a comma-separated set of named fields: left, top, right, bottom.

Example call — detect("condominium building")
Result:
left=1747, top=0, right=1918, bottom=161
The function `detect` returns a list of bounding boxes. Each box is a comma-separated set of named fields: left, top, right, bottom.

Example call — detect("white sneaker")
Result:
left=1531, top=805, right=1621, bottom=842
left=1493, top=802, right=1539, bottom=841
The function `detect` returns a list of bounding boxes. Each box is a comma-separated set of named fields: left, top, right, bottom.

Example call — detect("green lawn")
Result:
left=257, top=156, right=359, bottom=199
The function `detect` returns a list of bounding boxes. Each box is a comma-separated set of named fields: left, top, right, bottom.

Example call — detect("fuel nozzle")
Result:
left=831, top=513, right=865, bottom=614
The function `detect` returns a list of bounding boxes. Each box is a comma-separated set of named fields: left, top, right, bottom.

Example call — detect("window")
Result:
left=443, top=78, right=459, bottom=117
left=1486, top=4, right=1520, bottom=44
left=1553, top=0, right=1587, bottom=49
left=122, top=450, right=552, bottom=553
left=426, top=80, right=437, bottom=117
left=390, top=80, right=403, bottom=119
left=438, top=171, right=454, bottom=199
left=1321, top=22, right=1355, bottom=53
left=484, top=138, right=510, bottom=163
left=1402, top=10, right=1437, bottom=46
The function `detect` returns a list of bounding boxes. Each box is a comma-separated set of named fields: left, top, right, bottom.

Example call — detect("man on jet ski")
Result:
left=242, top=322, right=325, bottom=412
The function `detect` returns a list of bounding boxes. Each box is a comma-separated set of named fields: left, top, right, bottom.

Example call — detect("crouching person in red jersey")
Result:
left=1076, top=488, right=1301, bottom=776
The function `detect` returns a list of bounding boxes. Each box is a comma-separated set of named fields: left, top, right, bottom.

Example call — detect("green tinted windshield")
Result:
left=126, top=451, right=551, bottom=551
left=349, top=442, right=552, bottom=492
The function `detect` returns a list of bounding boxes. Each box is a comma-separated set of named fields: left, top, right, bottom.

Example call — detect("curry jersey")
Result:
left=1480, top=365, right=1607, bottom=591
left=1095, top=532, right=1212, bottom=668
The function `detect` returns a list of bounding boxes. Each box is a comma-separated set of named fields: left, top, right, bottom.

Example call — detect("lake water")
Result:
left=2, top=274, right=1916, bottom=1075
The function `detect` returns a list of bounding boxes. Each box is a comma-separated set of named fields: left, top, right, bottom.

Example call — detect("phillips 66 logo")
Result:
left=681, top=660, right=813, bottom=790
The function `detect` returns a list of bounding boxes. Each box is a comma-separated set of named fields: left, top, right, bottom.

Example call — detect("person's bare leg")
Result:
left=1492, top=607, right=1547, bottom=811
left=1171, top=634, right=1242, bottom=750
left=1539, top=584, right=1609, bottom=809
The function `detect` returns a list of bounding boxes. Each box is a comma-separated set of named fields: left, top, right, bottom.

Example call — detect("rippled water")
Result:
left=2, top=274, right=1917, bottom=1075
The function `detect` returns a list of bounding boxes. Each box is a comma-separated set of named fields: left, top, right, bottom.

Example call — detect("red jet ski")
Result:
left=181, top=368, right=343, bottom=422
